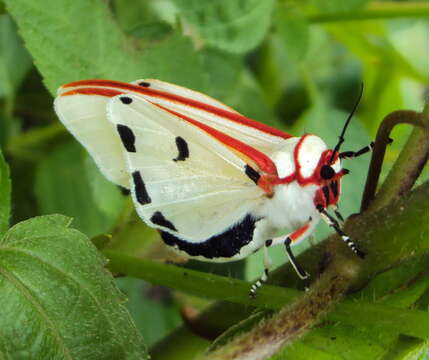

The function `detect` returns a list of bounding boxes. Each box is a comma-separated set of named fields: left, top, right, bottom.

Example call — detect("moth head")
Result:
left=294, top=134, right=348, bottom=208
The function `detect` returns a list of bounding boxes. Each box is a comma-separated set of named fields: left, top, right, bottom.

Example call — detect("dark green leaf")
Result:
left=173, top=0, right=275, bottom=53
left=116, top=278, right=181, bottom=347
left=0, top=215, right=147, bottom=359
left=0, top=14, right=32, bottom=98
left=0, top=147, right=10, bottom=236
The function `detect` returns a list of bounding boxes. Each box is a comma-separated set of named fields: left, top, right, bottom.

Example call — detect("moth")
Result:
left=54, top=79, right=370, bottom=297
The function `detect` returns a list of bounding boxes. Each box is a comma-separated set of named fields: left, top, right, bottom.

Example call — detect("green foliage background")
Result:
left=1, top=0, right=429, bottom=359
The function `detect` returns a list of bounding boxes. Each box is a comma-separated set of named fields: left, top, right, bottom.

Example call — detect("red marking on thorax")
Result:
left=62, top=79, right=292, bottom=139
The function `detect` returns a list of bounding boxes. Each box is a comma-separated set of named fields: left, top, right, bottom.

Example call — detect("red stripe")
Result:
left=60, top=85, right=278, bottom=175
left=62, top=79, right=292, bottom=139
left=156, top=105, right=278, bottom=175
left=62, top=88, right=123, bottom=97
left=290, top=223, right=310, bottom=242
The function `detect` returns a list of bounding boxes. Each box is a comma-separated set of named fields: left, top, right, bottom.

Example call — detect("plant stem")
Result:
left=361, top=110, right=427, bottom=212
left=365, top=110, right=429, bottom=212
left=200, top=256, right=358, bottom=360
left=308, top=2, right=429, bottom=23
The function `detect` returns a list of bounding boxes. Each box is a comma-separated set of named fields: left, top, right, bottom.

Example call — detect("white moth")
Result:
left=54, top=79, right=369, bottom=296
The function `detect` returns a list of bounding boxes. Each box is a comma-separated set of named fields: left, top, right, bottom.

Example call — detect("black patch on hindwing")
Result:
left=117, top=124, right=136, bottom=152
left=138, top=81, right=151, bottom=87
left=245, top=165, right=260, bottom=184
left=132, top=171, right=151, bottom=204
left=120, top=96, right=133, bottom=104
left=150, top=211, right=177, bottom=231
left=160, top=214, right=258, bottom=259
left=173, top=136, right=189, bottom=162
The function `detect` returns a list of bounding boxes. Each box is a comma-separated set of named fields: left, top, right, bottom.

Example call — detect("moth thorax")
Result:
left=295, top=135, right=328, bottom=178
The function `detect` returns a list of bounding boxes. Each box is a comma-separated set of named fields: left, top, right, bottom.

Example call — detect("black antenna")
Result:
left=329, top=83, right=364, bottom=164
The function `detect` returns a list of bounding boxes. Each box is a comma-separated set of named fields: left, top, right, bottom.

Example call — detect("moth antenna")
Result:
left=329, top=83, right=364, bottom=164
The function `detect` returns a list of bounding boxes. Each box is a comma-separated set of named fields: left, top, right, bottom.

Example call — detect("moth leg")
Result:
left=249, top=245, right=273, bottom=298
left=317, top=205, right=366, bottom=258
left=333, top=205, right=345, bottom=226
left=339, top=138, right=392, bottom=160
left=284, top=237, right=310, bottom=281
left=271, top=219, right=317, bottom=281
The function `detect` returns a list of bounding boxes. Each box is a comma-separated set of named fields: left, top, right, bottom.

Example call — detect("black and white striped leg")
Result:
left=340, top=141, right=374, bottom=159
left=333, top=205, right=345, bottom=226
left=317, top=205, right=366, bottom=259
left=249, top=244, right=273, bottom=298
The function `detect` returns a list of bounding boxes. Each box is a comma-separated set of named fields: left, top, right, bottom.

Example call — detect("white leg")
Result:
left=249, top=246, right=273, bottom=298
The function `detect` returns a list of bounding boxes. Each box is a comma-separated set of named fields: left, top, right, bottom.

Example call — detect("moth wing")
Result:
left=130, top=79, right=239, bottom=112
left=130, top=79, right=290, bottom=154
left=107, top=94, right=265, bottom=241
left=54, top=91, right=128, bottom=187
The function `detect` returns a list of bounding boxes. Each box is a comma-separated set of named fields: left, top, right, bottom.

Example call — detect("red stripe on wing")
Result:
left=156, top=105, right=278, bottom=176
left=62, top=88, right=123, bottom=97
left=62, top=79, right=292, bottom=139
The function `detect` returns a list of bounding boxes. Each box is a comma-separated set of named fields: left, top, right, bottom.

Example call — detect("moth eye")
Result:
left=320, top=165, right=335, bottom=180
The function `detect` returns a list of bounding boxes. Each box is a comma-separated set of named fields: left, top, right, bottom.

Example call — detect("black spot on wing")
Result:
left=173, top=136, right=189, bottom=162
left=245, top=165, right=260, bottom=184
left=160, top=214, right=258, bottom=259
left=150, top=211, right=177, bottom=231
left=138, top=81, right=151, bottom=87
left=132, top=171, right=151, bottom=204
left=116, top=124, right=136, bottom=152
left=120, top=96, right=133, bottom=104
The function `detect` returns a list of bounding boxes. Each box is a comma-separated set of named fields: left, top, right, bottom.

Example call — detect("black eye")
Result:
left=320, top=165, right=335, bottom=180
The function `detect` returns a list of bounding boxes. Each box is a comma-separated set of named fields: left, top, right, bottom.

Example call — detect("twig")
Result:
left=361, top=110, right=426, bottom=211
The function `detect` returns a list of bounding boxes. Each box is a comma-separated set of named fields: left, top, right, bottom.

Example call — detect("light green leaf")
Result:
left=4, top=0, right=209, bottom=95
left=0, top=214, right=147, bottom=359
left=173, top=0, right=275, bottom=53
left=0, top=14, right=31, bottom=98
left=0, top=147, right=10, bottom=236
left=34, top=142, right=119, bottom=237
left=274, top=5, right=309, bottom=63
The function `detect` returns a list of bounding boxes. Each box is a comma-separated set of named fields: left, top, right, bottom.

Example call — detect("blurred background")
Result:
left=1, top=0, right=429, bottom=350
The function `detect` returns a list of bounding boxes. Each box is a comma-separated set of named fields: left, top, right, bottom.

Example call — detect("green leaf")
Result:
left=34, top=142, right=119, bottom=237
left=0, top=14, right=32, bottom=98
left=116, top=278, right=181, bottom=347
left=84, top=156, right=125, bottom=219
left=0, top=147, right=10, bottom=236
left=4, top=0, right=209, bottom=95
left=172, top=0, right=275, bottom=53
left=0, top=214, right=147, bottom=359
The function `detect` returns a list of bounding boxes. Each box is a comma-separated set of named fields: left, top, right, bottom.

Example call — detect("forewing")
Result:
left=107, top=94, right=265, bottom=241
left=59, top=79, right=292, bottom=156
left=54, top=90, right=128, bottom=187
